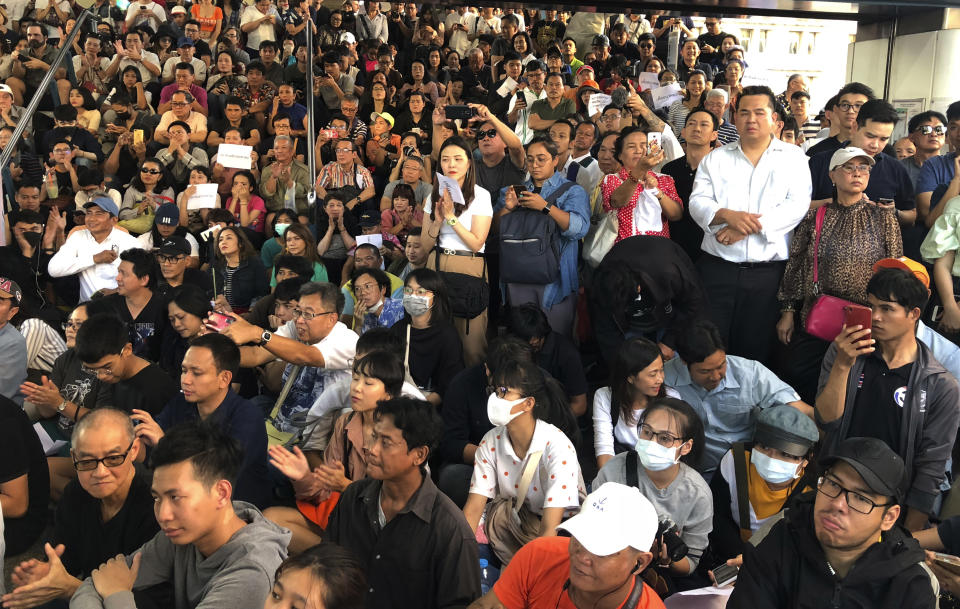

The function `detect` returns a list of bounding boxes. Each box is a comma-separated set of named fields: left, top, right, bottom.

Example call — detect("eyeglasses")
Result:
left=157, top=254, right=186, bottom=264
left=81, top=350, right=123, bottom=378
left=402, top=286, right=431, bottom=296
left=53, top=148, right=71, bottom=154
left=63, top=320, right=84, bottom=331
left=73, top=441, right=134, bottom=471
left=837, top=163, right=871, bottom=174
left=293, top=308, right=337, bottom=321
left=336, top=147, right=353, bottom=154
left=141, top=168, right=161, bottom=174
left=639, top=43, right=654, bottom=49
left=817, top=476, right=892, bottom=514
left=916, top=125, right=947, bottom=136
left=476, top=129, right=498, bottom=140
left=638, top=424, right=684, bottom=447
left=355, top=282, right=379, bottom=292
left=171, top=101, right=189, bottom=107
left=837, top=101, right=864, bottom=113
left=493, top=386, right=523, bottom=398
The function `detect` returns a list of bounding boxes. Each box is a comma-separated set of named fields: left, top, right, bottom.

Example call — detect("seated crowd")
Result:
left=3, top=4, right=960, bottom=609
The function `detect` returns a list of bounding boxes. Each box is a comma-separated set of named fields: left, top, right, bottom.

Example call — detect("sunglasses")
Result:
left=476, top=129, right=498, bottom=140
left=639, top=43, right=654, bottom=49
left=141, top=168, right=161, bottom=174
left=916, top=125, right=947, bottom=136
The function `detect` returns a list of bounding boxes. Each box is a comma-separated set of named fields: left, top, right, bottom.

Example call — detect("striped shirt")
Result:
left=718, top=121, right=740, bottom=145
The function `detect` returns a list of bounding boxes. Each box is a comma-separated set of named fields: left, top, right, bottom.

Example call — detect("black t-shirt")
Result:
left=55, top=468, right=159, bottom=578
left=390, top=319, right=464, bottom=398
left=102, top=292, right=168, bottom=362
left=661, top=156, right=704, bottom=262
left=210, top=116, right=260, bottom=141
left=0, top=244, right=52, bottom=317
left=475, top=153, right=526, bottom=203
left=156, top=269, right=214, bottom=302
left=538, top=332, right=588, bottom=398
left=611, top=42, right=642, bottom=64
left=52, top=349, right=114, bottom=434
left=0, top=394, right=49, bottom=555
left=111, top=363, right=177, bottom=416
left=848, top=351, right=912, bottom=450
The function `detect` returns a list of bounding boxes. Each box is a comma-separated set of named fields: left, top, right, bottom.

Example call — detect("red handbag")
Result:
left=804, top=206, right=858, bottom=342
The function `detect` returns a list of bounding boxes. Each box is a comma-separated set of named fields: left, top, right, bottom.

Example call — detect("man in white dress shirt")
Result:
left=689, top=85, right=812, bottom=366
left=47, top=197, right=141, bottom=302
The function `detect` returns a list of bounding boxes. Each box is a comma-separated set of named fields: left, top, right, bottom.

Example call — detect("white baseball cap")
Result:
left=339, top=31, right=356, bottom=44
left=829, top=146, right=875, bottom=171
left=557, top=482, right=658, bottom=557
left=0, top=84, right=13, bottom=98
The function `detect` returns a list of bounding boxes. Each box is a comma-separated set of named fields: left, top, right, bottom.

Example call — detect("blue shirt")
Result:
left=664, top=354, right=801, bottom=476
left=156, top=390, right=271, bottom=508
left=809, top=149, right=915, bottom=210
left=917, top=153, right=957, bottom=211
left=278, top=102, right=308, bottom=128
left=495, top=171, right=590, bottom=308
left=359, top=297, right=405, bottom=334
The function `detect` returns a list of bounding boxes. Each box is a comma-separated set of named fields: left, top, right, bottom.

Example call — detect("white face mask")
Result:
left=635, top=438, right=680, bottom=471
left=275, top=223, right=290, bottom=237
left=751, top=449, right=801, bottom=484
left=487, top=394, right=526, bottom=427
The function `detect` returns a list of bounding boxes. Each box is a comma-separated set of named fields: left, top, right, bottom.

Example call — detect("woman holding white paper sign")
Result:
left=421, top=134, right=492, bottom=366
left=177, top=166, right=222, bottom=234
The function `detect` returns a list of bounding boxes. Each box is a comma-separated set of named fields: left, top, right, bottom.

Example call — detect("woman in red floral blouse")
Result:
left=601, top=127, right=683, bottom=242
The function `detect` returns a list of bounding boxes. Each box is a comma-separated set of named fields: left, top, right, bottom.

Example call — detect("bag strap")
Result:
left=269, top=364, right=302, bottom=422
left=544, top=181, right=576, bottom=206
left=404, top=323, right=411, bottom=375
left=624, top=574, right=645, bottom=609
left=515, top=450, right=543, bottom=512
left=626, top=450, right=639, bottom=489
left=732, top=442, right=752, bottom=535
left=812, top=205, right=827, bottom=292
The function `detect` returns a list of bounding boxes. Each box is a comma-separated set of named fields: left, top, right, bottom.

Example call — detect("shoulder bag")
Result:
left=484, top=450, right=543, bottom=566
left=804, top=205, right=858, bottom=342
left=583, top=211, right=619, bottom=268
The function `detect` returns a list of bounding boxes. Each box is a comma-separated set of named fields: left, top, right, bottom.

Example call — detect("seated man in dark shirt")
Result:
left=75, top=314, right=177, bottom=416
left=0, top=391, right=49, bottom=556
left=1, top=408, right=158, bottom=608
left=325, top=397, right=480, bottom=609
left=206, top=96, right=262, bottom=149
left=101, top=248, right=168, bottom=361
left=132, top=334, right=272, bottom=508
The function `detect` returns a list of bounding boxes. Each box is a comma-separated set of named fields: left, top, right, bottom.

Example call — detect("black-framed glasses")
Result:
left=63, top=320, right=84, bottom=331
left=639, top=43, right=654, bottom=49
left=837, top=163, right=871, bottom=174
left=73, top=441, right=134, bottom=471
left=293, top=308, right=337, bottom=321
left=916, top=125, right=947, bottom=136
left=816, top=476, right=892, bottom=514
left=157, top=254, right=186, bottom=264
left=837, top=102, right=864, bottom=113
left=476, top=129, right=498, bottom=140
left=141, top=168, right=161, bottom=174
left=638, top=424, right=684, bottom=447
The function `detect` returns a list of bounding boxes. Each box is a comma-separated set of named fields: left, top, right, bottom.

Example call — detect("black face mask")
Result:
left=22, top=231, right=42, bottom=248
left=115, top=111, right=131, bottom=121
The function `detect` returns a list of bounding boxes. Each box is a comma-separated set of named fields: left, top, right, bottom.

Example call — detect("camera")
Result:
left=403, top=145, right=416, bottom=156
left=655, top=519, right=688, bottom=563
left=444, top=104, right=477, bottom=120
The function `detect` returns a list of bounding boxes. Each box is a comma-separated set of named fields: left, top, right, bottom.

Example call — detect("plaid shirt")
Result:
left=315, top=161, right=373, bottom=191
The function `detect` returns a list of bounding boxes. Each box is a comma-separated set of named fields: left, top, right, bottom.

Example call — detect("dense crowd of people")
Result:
left=2, top=3, right=960, bottom=609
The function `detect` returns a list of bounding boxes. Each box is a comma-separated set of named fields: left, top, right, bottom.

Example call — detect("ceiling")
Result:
left=496, top=1, right=951, bottom=23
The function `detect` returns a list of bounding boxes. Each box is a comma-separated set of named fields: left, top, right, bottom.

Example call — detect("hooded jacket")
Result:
left=69, top=502, right=291, bottom=609
left=728, top=494, right=935, bottom=609
left=817, top=339, right=960, bottom=514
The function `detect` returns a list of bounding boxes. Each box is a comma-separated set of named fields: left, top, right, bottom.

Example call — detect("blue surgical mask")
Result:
left=634, top=438, right=679, bottom=471
left=751, top=449, right=801, bottom=484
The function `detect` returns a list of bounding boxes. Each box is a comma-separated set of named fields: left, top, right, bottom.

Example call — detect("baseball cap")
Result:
left=170, top=5, right=186, bottom=13
left=358, top=212, right=379, bottom=228
left=0, top=84, right=13, bottom=98
left=177, top=36, right=195, bottom=48
left=84, top=196, right=120, bottom=217
left=579, top=79, right=600, bottom=94
left=0, top=277, right=22, bottom=305
left=754, top=405, right=819, bottom=458
left=370, top=111, right=395, bottom=128
left=557, top=482, right=658, bottom=556
left=821, top=437, right=906, bottom=502
left=576, top=65, right=595, bottom=77
left=158, top=236, right=191, bottom=257
left=339, top=31, right=356, bottom=44
left=872, top=257, right=930, bottom=289
left=155, top=203, right=180, bottom=226
left=592, top=34, right=610, bottom=48
left=828, top=146, right=875, bottom=171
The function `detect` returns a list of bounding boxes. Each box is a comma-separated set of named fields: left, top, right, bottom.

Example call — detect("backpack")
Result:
left=499, top=181, right=576, bottom=285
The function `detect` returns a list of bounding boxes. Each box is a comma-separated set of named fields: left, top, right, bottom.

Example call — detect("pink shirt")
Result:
left=225, top=195, right=267, bottom=232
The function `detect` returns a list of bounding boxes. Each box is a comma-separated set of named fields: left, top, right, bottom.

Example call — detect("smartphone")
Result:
left=133, top=129, right=144, bottom=146
left=511, top=184, right=525, bottom=198
left=843, top=305, right=872, bottom=331
left=647, top=132, right=662, bottom=153
left=207, top=311, right=235, bottom=332
left=320, top=129, right=339, bottom=139
left=444, top=104, right=476, bottom=120
left=713, top=563, right=739, bottom=587
left=934, top=553, right=960, bottom=569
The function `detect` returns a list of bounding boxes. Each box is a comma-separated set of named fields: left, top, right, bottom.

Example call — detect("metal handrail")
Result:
left=305, top=17, right=317, bottom=210
left=0, top=9, right=96, bottom=172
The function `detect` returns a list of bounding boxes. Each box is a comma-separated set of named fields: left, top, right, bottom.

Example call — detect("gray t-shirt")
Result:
left=593, top=455, right=713, bottom=572
left=319, top=74, right=355, bottom=110
left=383, top=179, right=432, bottom=205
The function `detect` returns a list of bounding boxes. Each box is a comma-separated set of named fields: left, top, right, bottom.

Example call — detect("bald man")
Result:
left=2, top=409, right=158, bottom=609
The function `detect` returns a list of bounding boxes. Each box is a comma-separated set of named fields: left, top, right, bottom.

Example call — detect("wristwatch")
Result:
left=541, top=202, right=553, bottom=215
left=57, top=398, right=68, bottom=412
left=446, top=217, right=458, bottom=226
left=259, top=330, right=272, bottom=346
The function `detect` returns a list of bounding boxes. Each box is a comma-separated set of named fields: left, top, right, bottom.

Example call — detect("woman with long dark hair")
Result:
left=398, top=59, right=440, bottom=106
left=593, top=337, right=681, bottom=468
left=103, top=65, right=151, bottom=114
left=667, top=70, right=708, bottom=135
left=68, top=86, right=101, bottom=134
left=210, top=225, right=269, bottom=313
left=264, top=544, right=366, bottom=609
left=316, top=191, right=361, bottom=284
left=119, top=158, right=176, bottom=234
left=160, top=285, right=212, bottom=382
left=420, top=135, right=492, bottom=366
left=390, top=268, right=463, bottom=406
left=271, top=222, right=328, bottom=286
left=224, top=169, right=267, bottom=235
left=463, top=357, right=583, bottom=561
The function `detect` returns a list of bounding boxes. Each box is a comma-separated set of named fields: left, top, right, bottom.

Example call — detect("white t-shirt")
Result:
left=470, top=419, right=583, bottom=514
left=117, top=50, right=161, bottom=83
left=240, top=5, right=277, bottom=50
left=592, top=385, right=682, bottom=458
left=423, top=185, right=492, bottom=253
left=137, top=231, right=201, bottom=258
left=125, top=2, right=166, bottom=29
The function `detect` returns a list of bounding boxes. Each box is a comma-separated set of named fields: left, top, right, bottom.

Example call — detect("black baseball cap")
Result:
left=158, top=236, right=191, bottom=257
left=358, top=212, right=379, bottom=228
left=821, top=437, right=906, bottom=502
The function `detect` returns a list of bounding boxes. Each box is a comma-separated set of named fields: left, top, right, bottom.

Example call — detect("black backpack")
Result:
left=499, top=181, right=576, bottom=285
